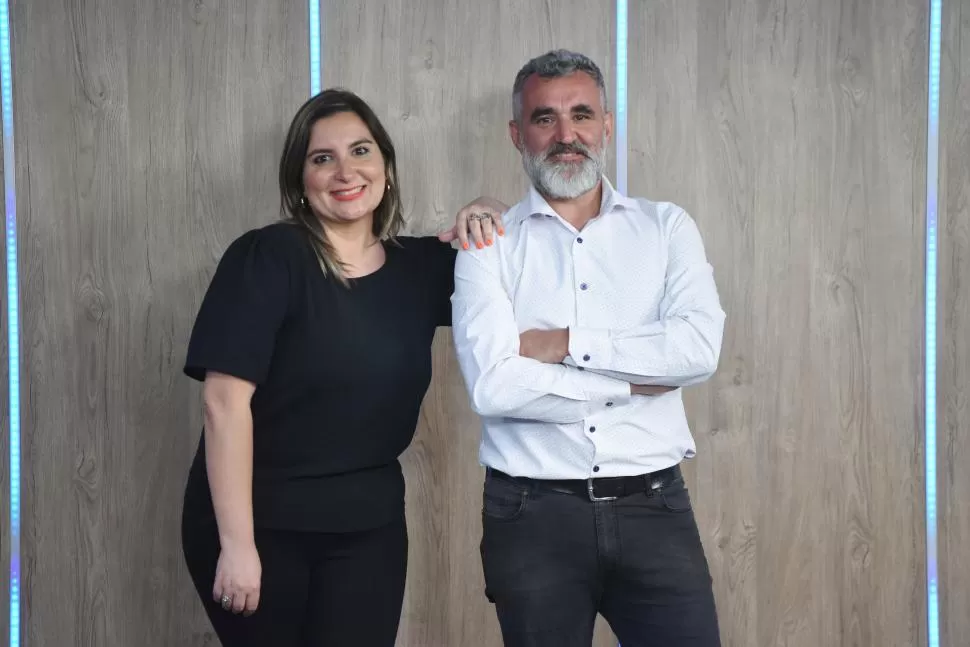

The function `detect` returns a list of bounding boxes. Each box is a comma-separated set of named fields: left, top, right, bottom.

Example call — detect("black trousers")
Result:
left=480, top=465, right=721, bottom=647
left=181, top=513, right=408, bottom=647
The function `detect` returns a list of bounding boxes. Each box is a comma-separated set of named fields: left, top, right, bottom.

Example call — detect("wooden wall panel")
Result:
left=8, top=0, right=961, bottom=645
left=13, top=0, right=306, bottom=644
left=322, top=2, right=617, bottom=645
left=940, top=1, right=970, bottom=645
left=628, top=1, right=928, bottom=646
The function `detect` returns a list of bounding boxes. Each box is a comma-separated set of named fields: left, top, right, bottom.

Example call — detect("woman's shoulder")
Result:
left=208, top=221, right=313, bottom=285
left=392, top=235, right=457, bottom=259
left=237, top=220, right=306, bottom=249
left=387, top=235, right=457, bottom=288
left=221, top=220, right=309, bottom=262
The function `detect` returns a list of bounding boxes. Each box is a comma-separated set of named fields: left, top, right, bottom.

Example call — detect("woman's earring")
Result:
left=300, top=196, right=308, bottom=207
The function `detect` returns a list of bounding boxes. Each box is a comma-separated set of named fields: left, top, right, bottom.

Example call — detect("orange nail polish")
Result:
left=462, top=242, right=469, bottom=250
left=476, top=242, right=484, bottom=249
left=498, top=228, right=505, bottom=236
left=486, top=239, right=493, bottom=246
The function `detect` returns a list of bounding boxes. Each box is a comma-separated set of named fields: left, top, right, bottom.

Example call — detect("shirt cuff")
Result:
left=568, top=327, right=614, bottom=372
left=567, top=366, right=631, bottom=412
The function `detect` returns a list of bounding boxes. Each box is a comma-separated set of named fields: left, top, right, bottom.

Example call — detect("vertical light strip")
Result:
left=615, top=0, right=628, bottom=194
left=615, top=5, right=628, bottom=647
left=925, top=2, right=941, bottom=646
left=308, top=0, right=321, bottom=95
left=0, top=0, right=18, bottom=645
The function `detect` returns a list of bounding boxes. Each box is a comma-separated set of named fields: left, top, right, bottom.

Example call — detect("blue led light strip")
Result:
left=925, top=2, right=941, bottom=646
left=614, top=0, right=628, bottom=195
left=309, top=0, right=321, bottom=95
left=0, top=0, right=19, bottom=645
left=615, top=3, right=627, bottom=646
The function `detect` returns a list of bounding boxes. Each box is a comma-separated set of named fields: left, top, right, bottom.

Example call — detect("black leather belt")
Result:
left=487, top=464, right=682, bottom=502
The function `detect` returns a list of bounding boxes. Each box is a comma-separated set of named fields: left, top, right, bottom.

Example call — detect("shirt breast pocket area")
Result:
left=618, top=251, right=667, bottom=313
left=482, top=473, right=529, bottom=522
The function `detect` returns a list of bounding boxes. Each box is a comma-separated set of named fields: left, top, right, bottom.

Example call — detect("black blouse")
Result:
left=181, top=222, right=457, bottom=533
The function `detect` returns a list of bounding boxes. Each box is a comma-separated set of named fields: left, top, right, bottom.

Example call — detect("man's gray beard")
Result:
left=521, top=139, right=607, bottom=200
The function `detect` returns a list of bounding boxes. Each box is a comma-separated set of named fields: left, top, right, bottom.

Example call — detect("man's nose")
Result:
left=556, top=120, right=576, bottom=143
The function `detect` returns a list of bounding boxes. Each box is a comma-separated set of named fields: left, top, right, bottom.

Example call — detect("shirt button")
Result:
left=580, top=283, right=588, bottom=290
left=589, top=426, right=597, bottom=433
left=582, top=354, right=590, bottom=361
left=606, top=401, right=614, bottom=407
left=593, top=466, right=600, bottom=473
left=577, top=237, right=584, bottom=243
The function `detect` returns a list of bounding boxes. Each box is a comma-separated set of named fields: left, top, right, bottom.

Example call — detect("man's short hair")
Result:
left=512, top=49, right=609, bottom=123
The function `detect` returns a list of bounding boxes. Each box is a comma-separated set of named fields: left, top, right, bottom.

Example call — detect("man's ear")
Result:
left=509, top=119, right=524, bottom=151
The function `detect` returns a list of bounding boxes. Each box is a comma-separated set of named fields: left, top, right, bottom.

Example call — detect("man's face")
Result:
left=510, top=71, right=613, bottom=200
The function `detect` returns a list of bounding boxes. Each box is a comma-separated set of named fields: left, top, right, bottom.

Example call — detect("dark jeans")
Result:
left=480, top=465, right=721, bottom=647
left=182, top=513, right=408, bottom=647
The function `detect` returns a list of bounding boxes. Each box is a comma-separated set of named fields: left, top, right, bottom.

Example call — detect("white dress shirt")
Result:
left=451, top=177, right=726, bottom=480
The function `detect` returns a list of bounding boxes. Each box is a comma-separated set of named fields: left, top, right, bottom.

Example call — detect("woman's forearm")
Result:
left=203, top=384, right=255, bottom=550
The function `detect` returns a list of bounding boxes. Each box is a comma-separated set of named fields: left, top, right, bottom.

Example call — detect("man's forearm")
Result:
left=466, top=357, right=632, bottom=422
left=519, top=328, right=678, bottom=395
left=564, top=315, right=722, bottom=387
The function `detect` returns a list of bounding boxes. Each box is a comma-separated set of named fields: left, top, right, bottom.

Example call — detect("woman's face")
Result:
left=302, top=112, right=387, bottom=228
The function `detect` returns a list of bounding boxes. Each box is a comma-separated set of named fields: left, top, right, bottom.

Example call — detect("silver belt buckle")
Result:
left=587, top=478, right=617, bottom=502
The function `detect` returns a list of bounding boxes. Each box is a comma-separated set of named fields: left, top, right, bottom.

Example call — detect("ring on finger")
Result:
left=220, top=593, right=232, bottom=611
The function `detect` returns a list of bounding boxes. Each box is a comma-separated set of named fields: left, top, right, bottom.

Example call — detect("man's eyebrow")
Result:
left=528, top=105, right=596, bottom=121
left=529, top=106, right=556, bottom=121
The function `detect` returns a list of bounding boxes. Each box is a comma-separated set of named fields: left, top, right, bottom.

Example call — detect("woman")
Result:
left=180, top=88, right=507, bottom=646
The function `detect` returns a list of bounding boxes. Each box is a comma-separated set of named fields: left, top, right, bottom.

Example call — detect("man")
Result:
left=450, top=49, right=726, bottom=647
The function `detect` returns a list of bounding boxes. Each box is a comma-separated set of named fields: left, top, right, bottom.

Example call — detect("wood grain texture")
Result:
left=10, top=0, right=955, bottom=645
left=939, top=1, right=970, bottom=645
left=13, top=0, right=306, bottom=644
left=323, top=2, right=617, bottom=645
left=628, top=1, right=928, bottom=646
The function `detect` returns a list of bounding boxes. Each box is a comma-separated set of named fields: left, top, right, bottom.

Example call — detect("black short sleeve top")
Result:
left=182, top=222, right=457, bottom=533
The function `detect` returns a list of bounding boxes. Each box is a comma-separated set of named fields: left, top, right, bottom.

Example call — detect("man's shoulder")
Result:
left=626, top=196, right=690, bottom=225
left=452, top=198, right=532, bottom=283
left=500, top=195, right=537, bottom=228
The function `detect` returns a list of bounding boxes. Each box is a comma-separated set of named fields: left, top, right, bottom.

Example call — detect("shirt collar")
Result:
left=525, top=175, right=638, bottom=220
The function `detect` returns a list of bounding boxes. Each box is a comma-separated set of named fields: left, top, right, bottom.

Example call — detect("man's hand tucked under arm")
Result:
left=518, top=328, right=569, bottom=364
